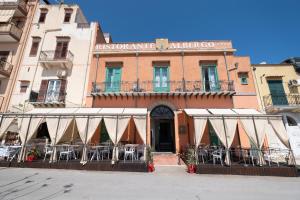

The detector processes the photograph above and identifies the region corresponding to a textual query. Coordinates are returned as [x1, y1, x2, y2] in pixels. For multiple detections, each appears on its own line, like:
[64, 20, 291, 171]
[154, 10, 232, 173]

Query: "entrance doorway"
[150, 105, 175, 152]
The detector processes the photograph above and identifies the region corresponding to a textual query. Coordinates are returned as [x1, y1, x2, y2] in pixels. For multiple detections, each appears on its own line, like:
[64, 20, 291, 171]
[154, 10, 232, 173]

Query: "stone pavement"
[0, 166, 299, 200]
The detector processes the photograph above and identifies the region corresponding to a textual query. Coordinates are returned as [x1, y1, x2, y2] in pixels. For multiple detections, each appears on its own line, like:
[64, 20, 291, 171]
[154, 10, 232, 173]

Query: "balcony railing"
[0, 23, 23, 41]
[0, 60, 13, 77]
[92, 80, 235, 94]
[29, 90, 66, 105]
[263, 94, 300, 108]
[0, 0, 28, 16]
[39, 51, 74, 62]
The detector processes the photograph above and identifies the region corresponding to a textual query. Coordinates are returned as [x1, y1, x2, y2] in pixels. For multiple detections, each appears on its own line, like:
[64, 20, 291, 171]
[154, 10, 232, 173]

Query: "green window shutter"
[105, 67, 121, 92]
[153, 66, 170, 92]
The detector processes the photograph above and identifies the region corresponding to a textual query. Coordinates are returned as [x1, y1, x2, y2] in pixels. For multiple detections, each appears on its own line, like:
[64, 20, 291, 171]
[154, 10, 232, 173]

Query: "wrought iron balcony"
[0, 0, 28, 17]
[263, 94, 300, 112]
[29, 90, 66, 107]
[0, 60, 13, 78]
[0, 23, 23, 42]
[92, 80, 235, 97]
[39, 51, 74, 69]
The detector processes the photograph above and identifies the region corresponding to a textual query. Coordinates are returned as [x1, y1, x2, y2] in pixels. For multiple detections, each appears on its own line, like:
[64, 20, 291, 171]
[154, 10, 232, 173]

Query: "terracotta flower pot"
[148, 163, 155, 172]
[26, 155, 35, 162]
[187, 164, 196, 173]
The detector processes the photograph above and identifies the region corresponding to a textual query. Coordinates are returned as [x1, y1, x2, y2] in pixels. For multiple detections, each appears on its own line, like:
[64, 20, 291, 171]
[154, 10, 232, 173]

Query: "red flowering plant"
[26, 147, 41, 162]
[146, 146, 155, 172]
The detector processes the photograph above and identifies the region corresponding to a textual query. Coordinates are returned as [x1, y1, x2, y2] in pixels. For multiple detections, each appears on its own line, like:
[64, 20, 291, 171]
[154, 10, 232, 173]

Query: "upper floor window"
[55, 38, 70, 59]
[38, 9, 48, 23]
[105, 67, 122, 92]
[64, 9, 73, 23]
[201, 64, 219, 92]
[29, 37, 41, 57]
[238, 72, 249, 85]
[37, 79, 67, 103]
[0, 51, 9, 64]
[153, 66, 169, 92]
[20, 81, 30, 93]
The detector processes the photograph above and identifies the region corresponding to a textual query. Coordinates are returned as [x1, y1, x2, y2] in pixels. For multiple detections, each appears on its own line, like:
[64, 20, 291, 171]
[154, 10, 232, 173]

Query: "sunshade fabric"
[240, 118, 259, 147]
[0, 117, 15, 138]
[0, 10, 15, 22]
[133, 116, 147, 144]
[184, 109, 210, 116]
[232, 109, 263, 115]
[208, 109, 237, 115]
[116, 116, 131, 143]
[269, 119, 290, 148]
[253, 118, 268, 148]
[194, 118, 207, 146]
[266, 124, 287, 150]
[18, 117, 44, 143]
[103, 116, 117, 144]
[209, 118, 227, 146]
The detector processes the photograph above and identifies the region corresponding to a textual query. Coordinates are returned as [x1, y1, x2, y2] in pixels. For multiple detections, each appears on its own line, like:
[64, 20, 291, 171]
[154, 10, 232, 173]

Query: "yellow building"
[252, 60, 300, 164]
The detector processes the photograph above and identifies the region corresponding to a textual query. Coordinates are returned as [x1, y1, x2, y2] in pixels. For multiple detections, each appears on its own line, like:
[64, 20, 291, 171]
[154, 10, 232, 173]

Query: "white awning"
[122, 108, 147, 115]
[232, 109, 263, 115]
[184, 109, 210, 116]
[0, 10, 15, 23]
[208, 109, 237, 115]
[98, 108, 124, 115]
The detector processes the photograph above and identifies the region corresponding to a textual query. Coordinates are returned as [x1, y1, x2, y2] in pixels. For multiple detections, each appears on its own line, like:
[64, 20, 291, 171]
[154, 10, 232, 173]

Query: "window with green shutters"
[153, 66, 170, 92]
[201, 65, 220, 92]
[105, 67, 122, 92]
[267, 80, 288, 105]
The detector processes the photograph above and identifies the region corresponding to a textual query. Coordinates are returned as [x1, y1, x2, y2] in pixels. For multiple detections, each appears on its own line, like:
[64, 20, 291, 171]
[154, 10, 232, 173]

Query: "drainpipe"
[136, 52, 139, 90]
[252, 66, 265, 111]
[223, 51, 230, 81]
[181, 51, 185, 91]
[93, 54, 100, 93]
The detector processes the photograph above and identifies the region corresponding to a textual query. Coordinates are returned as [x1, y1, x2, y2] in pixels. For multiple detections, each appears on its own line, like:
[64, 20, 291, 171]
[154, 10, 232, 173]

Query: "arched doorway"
[150, 105, 175, 152]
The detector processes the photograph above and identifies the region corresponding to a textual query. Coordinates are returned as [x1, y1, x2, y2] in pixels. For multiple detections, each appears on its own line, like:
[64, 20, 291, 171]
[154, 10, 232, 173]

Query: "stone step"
[153, 153, 184, 166]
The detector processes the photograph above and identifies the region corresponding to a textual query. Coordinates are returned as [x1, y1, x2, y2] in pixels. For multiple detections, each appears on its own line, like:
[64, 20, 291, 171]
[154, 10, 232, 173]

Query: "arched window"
[287, 116, 298, 126]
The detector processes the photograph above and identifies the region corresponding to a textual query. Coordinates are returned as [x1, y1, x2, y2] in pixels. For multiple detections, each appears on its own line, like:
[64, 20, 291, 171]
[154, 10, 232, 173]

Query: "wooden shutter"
[54, 42, 63, 59]
[37, 80, 48, 102]
[58, 79, 67, 102]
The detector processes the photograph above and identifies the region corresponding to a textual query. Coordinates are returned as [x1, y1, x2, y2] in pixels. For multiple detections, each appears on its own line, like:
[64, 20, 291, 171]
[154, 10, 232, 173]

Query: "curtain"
[45, 117, 59, 145]
[133, 116, 147, 144]
[0, 117, 15, 139]
[224, 118, 238, 148]
[209, 118, 226, 146]
[103, 116, 117, 144]
[239, 119, 259, 148]
[18, 117, 44, 143]
[253, 119, 268, 148]
[116, 116, 131, 144]
[193, 118, 207, 146]
[86, 117, 102, 143]
[269, 119, 290, 148]
[75, 117, 88, 142]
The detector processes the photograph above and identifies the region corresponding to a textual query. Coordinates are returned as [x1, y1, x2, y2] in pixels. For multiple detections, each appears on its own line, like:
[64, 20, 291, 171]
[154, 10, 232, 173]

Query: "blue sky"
[62, 0, 299, 64]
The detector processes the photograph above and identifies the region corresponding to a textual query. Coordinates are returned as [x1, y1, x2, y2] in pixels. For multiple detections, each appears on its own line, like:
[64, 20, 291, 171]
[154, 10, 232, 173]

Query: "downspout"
[92, 54, 100, 108]
[223, 51, 230, 81]
[3, 0, 39, 112]
[252, 66, 265, 111]
[135, 52, 139, 107]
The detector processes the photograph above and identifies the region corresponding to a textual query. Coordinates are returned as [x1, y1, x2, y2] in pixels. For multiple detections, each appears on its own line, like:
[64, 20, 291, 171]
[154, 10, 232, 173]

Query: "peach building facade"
[87, 39, 259, 153]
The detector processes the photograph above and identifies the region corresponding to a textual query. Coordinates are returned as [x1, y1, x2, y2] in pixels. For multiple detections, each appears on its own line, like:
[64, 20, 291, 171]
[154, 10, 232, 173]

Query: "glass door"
[154, 67, 169, 92]
[45, 80, 61, 103]
[202, 65, 219, 92]
[105, 67, 121, 92]
[267, 80, 288, 105]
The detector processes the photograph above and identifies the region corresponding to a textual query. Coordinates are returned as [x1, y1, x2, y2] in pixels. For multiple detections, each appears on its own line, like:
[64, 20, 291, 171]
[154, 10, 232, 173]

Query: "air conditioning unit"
[56, 70, 67, 78]
[288, 79, 298, 87]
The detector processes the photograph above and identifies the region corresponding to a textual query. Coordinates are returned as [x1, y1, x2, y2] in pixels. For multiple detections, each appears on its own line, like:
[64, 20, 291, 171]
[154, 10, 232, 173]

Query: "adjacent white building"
[9, 3, 106, 112]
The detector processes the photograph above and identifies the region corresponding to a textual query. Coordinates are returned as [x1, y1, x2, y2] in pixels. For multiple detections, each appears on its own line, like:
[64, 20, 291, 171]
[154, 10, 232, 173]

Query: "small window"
[64, 11, 72, 23]
[238, 72, 249, 85]
[29, 37, 41, 57]
[20, 81, 29, 93]
[38, 9, 48, 23]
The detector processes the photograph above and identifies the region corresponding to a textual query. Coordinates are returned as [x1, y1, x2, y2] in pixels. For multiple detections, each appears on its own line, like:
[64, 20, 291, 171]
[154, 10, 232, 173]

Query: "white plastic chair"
[250, 149, 260, 166]
[59, 145, 76, 161]
[43, 145, 53, 161]
[99, 146, 110, 160]
[212, 148, 223, 166]
[124, 145, 136, 162]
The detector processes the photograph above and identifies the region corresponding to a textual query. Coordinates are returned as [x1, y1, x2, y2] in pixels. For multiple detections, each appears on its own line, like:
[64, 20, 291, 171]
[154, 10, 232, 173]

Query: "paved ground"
[0, 166, 299, 200]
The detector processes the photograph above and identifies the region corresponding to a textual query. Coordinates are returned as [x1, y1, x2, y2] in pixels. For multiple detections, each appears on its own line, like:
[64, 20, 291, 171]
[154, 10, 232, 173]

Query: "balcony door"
[0, 51, 9, 69]
[267, 80, 288, 105]
[105, 67, 121, 92]
[45, 80, 61, 103]
[54, 41, 69, 59]
[154, 67, 169, 92]
[202, 65, 219, 92]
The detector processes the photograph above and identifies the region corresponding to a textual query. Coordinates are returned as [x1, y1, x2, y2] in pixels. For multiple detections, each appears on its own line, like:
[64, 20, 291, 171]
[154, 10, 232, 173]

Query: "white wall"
[8, 4, 97, 111]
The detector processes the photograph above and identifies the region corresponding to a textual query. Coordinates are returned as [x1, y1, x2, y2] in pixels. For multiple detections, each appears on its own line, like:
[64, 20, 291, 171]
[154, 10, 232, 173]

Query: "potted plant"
[146, 146, 155, 172]
[185, 146, 197, 173]
[26, 147, 41, 162]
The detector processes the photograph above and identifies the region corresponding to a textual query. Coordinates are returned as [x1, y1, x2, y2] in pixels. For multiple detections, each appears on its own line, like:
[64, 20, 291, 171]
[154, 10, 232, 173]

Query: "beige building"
[0, 0, 40, 112]
[8, 2, 106, 112]
[252, 60, 300, 163]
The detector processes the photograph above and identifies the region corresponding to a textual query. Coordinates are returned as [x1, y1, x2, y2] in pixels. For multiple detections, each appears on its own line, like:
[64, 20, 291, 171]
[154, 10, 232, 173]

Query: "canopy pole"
[281, 115, 296, 165]
[193, 117, 199, 165]
[0, 114, 5, 144]
[18, 116, 32, 163]
[252, 116, 263, 166]
[81, 116, 90, 164]
[112, 115, 119, 164]
[222, 115, 231, 166]
[71, 117, 76, 144]
[51, 116, 61, 163]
